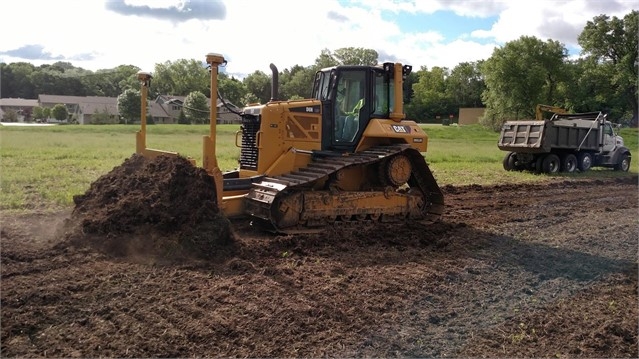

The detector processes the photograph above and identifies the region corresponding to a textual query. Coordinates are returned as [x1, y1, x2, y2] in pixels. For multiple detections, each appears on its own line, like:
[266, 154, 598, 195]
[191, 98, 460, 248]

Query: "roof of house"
[0, 98, 39, 107]
[39, 95, 116, 105]
[156, 95, 186, 104]
[1, 95, 237, 118]
[149, 102, 170, 118]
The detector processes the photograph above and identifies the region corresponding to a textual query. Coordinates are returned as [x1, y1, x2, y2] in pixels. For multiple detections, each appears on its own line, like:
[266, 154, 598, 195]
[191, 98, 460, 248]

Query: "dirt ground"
[1, 155, 637, 358]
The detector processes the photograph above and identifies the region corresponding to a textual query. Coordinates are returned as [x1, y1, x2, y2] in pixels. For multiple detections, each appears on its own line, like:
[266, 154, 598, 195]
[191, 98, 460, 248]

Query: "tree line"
[1, 10, 636, 128]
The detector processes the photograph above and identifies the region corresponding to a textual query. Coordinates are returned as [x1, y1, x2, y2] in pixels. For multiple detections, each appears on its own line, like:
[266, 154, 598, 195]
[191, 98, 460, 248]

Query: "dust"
[63, 154, 234, 260]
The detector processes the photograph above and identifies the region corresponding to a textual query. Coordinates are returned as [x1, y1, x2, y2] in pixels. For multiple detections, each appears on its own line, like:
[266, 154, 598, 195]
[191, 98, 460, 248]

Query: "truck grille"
[240, 115, 260, 170]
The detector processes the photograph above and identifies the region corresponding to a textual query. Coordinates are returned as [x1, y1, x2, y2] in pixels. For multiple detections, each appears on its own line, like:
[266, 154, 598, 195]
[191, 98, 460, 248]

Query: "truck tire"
[577, 152, 592, 172]
[614, 153, 630, 172]
[503, 152, 517, 171]
[560, 153, 577, 173]
[541, 154, 560, 174]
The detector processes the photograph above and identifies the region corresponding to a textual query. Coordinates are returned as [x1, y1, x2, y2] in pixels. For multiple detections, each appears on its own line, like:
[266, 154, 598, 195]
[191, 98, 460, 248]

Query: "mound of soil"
[66, 154, 233, 259]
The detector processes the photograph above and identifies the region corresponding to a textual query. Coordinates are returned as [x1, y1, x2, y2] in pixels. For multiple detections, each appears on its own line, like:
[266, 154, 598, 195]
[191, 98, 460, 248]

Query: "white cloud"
[0, 0, 635, 78]
[467, 0, 636, 48]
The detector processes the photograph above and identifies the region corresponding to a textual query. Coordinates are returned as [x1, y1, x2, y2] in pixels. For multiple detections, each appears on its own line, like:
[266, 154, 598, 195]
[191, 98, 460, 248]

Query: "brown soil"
[67, 154, 233, 261]
[1, 155, 637, 358]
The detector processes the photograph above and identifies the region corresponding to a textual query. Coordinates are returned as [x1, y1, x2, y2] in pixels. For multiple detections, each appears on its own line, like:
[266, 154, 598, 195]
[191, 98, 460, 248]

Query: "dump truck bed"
[498, 112, 603, 153]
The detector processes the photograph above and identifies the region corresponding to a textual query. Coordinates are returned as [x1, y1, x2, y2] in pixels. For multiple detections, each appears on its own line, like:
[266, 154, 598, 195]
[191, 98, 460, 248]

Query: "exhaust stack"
[269, 63, 278, 102]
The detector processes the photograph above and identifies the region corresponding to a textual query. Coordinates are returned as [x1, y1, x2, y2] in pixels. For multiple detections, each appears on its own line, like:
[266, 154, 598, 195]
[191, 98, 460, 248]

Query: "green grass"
[1, 123, 636, 212]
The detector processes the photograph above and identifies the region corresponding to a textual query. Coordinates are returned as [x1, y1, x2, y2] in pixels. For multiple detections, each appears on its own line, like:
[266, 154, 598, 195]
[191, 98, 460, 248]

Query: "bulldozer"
[135, 53, 444, 234]
[535, 104, 567, 121]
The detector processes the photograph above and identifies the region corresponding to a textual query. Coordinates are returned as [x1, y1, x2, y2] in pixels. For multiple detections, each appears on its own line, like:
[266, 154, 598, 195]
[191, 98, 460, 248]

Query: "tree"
[446, 61, 486, 108]
[1, 62, 36, 99]
[480, 36, 567, 130]
[183, 91, 209, 124]
[403, 71, 418, 99]
[312, 47, 378, 67]
[83, 65, 140, 97]
[407, 66, 454, 122]
[219, 74, 248, 107]
[578, 10, 638, 125]
[333, 47, 378, 66]
[92, 107, 116, 124]
[177, 109, 189, 124]
[117, 89, 141, 124]
[51, 104, 68, 122]
[2, 109, 18, 122]
[280, 65, 316, 100]
[560, 58, 621, 117]
[242, 93, 259, 106]
[152, 59, 209, 96]
[243, 70, 271, 104]
[32, 106, 45, 122]
[1, 61, 142, 99]
[314, 48, 339, 69]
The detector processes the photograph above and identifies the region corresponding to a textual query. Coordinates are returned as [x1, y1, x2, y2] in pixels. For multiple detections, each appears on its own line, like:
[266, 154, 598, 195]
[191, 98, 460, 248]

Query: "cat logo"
[391, 125, 410, 133]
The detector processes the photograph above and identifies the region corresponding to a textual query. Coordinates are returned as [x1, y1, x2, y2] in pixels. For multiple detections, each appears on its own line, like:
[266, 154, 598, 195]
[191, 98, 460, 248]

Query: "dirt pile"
[66, 154, 233, 259]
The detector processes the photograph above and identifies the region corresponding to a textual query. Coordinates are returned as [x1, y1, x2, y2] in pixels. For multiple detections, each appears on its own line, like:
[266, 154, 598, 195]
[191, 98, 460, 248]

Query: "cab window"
[604, 124, 614, 136]
[312, 70, 331, 101]
[333, 70, 366, 142]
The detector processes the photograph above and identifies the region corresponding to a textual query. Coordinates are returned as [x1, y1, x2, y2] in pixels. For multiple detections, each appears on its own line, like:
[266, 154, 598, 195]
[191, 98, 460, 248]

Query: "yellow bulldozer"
[535, 104, 567, 121]
[135, 53, 444, 233]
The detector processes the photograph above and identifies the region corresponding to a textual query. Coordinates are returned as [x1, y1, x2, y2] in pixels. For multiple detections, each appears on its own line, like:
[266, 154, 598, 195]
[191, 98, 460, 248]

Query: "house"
[155, 95, 185, 122]
[149, 102, 173, 124]
[217, 99, 242, 124]
[39, 95, 119, 124]
[155, 94, 242, 124]
[2, 94, 241, 125]
[77, 98, 119, 124]
[0, 98, 39, 122]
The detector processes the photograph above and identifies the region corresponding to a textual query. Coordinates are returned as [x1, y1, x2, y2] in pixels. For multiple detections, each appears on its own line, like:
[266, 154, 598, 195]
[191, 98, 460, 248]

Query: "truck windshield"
[604, 124, 614, 136]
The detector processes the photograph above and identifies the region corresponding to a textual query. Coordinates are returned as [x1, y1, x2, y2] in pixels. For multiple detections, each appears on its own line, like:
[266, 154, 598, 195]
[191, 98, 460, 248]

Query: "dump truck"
[135, 53, 444, 233]
[498, 111, 631, 174]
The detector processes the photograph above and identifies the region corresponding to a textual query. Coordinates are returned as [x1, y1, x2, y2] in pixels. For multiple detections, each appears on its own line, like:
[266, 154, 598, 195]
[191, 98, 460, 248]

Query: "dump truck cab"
[601, 120, 625, 153]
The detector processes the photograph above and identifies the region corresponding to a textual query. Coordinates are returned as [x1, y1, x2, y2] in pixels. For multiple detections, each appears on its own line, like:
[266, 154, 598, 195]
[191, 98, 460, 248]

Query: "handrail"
[577, 112, 603, 151]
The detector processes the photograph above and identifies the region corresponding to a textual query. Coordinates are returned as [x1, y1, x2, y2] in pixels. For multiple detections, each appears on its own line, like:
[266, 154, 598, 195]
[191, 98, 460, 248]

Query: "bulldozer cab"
[312, 64, 400, 151]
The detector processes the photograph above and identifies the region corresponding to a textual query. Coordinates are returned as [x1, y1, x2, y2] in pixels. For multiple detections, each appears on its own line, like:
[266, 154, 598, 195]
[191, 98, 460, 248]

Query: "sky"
[0, 0, 635, 78]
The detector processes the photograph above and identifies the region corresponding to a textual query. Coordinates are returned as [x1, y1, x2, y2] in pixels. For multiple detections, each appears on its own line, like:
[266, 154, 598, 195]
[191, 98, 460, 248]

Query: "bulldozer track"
[244, 144, 444, 233]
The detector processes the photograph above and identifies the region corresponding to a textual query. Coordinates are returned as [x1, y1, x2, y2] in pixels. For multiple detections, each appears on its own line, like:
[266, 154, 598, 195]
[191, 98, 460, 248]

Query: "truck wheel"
[577, 152, 592, 172]
[542, 154, 560, 174]
[560, 154, 577, 173]
[503, 152, 517, 171]
[614, 153, 630, 172]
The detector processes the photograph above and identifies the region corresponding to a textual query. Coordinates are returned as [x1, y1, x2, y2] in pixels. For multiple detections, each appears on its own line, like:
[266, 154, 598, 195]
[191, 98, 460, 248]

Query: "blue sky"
[0, 0, 635, 78]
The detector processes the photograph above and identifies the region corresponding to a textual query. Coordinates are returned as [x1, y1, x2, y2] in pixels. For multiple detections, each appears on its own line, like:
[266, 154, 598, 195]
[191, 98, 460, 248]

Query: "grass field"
[1, 123, 637, 212]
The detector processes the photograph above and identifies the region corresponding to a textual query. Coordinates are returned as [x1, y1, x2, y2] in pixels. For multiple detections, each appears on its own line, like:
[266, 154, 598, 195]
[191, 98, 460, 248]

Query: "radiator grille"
[240, 115, 260, 170]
